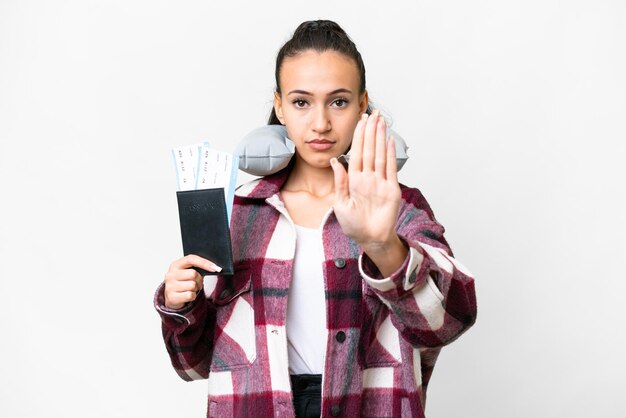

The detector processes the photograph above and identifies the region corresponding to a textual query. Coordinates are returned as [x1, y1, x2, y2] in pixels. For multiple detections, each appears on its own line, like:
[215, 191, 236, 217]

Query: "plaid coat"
[154, 165, 477, 417]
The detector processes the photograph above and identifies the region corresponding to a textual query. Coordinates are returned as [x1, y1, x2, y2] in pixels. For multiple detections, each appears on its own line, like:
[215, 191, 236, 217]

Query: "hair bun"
[294, 19, 346, 36]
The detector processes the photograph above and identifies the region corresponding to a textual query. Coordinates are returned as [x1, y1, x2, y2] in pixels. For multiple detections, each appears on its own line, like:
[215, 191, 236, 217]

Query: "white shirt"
[286, 224, 327, 375]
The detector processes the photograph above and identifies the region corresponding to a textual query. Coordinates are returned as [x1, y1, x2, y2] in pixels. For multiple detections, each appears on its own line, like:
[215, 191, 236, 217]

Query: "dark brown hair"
[268, 20, 372, 125]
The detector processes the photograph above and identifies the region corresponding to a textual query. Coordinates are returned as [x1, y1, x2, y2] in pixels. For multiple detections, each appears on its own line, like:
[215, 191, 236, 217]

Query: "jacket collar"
[234, 161, 293, 200]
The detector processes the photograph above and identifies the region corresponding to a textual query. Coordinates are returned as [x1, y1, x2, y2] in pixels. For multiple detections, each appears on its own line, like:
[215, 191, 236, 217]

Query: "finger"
[165, 291, 197, 309]
[331, 157, 350, 205]
[386, 135, 398, 183]
[167, 269, 204, 293]
[195, 273, 205, 291]
[170, 278, 201, 293]
[349, 113, 368, 173]
[362, 109, 379, 172]
[169, 254, 222, 273]
[375, 116, 387, 177]
[164, 268, 198, 284]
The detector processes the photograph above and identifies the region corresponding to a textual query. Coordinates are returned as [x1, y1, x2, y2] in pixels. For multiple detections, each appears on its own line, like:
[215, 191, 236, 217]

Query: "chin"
[313, 159, 333, 169]
[300, 155, 333, 169]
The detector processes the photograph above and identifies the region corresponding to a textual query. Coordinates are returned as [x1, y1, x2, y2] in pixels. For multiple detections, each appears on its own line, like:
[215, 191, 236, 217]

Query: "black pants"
[290, 374, 322, 418]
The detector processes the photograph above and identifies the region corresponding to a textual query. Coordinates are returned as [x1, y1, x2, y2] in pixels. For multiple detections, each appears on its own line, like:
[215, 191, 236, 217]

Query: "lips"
[308, 139, 335, 144]
[306, 139, 336, 151]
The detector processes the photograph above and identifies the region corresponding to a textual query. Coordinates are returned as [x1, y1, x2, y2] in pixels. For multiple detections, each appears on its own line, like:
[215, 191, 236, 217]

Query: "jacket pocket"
[362, 289, 403, 368]
[209, 264, 257, 371]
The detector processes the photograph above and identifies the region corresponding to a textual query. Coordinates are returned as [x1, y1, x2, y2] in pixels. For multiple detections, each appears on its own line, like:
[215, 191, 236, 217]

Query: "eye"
[293, 99, 308, 108]
[331, 98, 349, 108]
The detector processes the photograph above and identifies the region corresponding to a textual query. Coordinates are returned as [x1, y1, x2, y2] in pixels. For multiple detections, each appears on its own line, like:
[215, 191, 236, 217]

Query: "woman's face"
[274, 49, 368, 169]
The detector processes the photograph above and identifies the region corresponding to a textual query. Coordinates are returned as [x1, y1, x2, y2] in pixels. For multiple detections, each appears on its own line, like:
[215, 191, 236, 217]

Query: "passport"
[176, 188, 234, 276]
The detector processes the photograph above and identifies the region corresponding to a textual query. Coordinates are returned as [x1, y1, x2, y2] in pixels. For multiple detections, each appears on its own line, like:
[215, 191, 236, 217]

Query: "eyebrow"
[287, 88, 353, 96]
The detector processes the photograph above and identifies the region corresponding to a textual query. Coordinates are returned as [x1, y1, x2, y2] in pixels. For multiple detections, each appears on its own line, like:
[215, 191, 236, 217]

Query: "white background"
[1, 1, 625, 417]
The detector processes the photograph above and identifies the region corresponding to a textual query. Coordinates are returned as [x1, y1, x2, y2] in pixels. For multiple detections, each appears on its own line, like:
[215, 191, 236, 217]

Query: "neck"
[282, 154, 335, 197]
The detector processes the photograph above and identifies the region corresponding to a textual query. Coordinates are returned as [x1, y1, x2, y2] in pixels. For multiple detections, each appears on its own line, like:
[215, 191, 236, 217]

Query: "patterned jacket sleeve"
[359, 186, 477, 348]
[153, 283, 216, 381]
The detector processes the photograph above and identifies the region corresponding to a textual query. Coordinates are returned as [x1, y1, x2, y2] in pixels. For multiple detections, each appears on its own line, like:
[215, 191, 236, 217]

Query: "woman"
[155, 20, 476, 418]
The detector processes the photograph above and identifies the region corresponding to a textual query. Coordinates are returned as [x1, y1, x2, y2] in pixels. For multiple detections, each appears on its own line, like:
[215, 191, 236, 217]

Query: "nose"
[311, 107, 331, 133]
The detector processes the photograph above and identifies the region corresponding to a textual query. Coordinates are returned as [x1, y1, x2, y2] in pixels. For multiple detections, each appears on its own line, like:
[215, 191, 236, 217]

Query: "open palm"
[331, 110, 402, 250]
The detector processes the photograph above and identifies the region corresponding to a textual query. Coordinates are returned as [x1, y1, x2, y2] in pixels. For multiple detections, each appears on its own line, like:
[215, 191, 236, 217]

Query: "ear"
[359, 90, 369, 114]
[273, 91, 285, 125]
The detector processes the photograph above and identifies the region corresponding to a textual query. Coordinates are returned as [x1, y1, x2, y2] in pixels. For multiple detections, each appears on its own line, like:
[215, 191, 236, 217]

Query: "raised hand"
[330, 110, 407, 276]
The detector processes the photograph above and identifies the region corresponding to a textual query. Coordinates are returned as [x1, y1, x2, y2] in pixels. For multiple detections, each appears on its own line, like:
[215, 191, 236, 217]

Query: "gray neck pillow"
[235, 125, 409, 176]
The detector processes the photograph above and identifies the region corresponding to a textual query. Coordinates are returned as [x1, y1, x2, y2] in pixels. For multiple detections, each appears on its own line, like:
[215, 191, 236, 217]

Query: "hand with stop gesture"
[330, 109, 407, 276]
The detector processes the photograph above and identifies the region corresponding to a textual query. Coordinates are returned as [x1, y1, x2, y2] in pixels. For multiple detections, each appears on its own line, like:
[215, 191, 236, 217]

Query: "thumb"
[330, 158, 349, 205]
